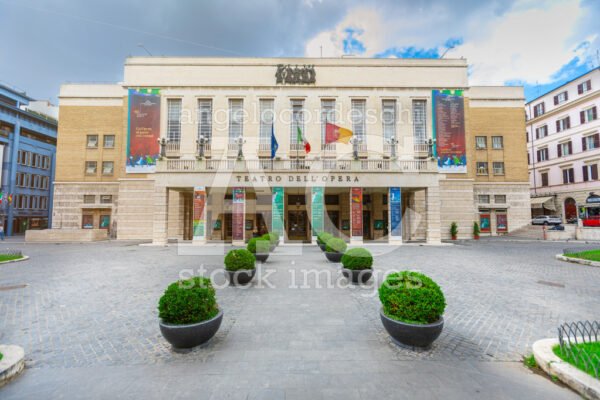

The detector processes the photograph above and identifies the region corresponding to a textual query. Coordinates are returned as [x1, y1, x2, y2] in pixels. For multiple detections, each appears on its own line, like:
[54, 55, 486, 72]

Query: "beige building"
[52, 57, 530, 244]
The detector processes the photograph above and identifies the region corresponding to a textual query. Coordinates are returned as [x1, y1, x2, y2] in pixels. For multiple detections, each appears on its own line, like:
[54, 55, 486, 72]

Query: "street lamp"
[427, 138, 435, 159]
[387, 137, 398, 159]
[236, 136, 246, 160]
[196, 135, 207, 159]
[157, 137, 168, 158]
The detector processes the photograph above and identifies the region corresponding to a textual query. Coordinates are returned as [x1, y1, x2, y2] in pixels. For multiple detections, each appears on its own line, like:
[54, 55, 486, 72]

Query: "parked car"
[531, 215, 562, 225]
[582, 216, 600, 227]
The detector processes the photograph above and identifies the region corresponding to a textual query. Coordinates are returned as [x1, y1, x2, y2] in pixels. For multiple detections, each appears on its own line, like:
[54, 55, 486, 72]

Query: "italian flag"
[297, 126, 311, 153]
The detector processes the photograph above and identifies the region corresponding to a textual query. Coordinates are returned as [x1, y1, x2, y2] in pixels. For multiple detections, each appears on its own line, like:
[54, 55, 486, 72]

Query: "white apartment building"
[527, 68, 600, 221]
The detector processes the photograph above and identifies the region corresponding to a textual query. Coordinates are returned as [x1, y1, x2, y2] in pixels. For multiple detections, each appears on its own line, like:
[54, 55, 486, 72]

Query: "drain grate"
[537, 280, 565, 288]
[0, 284, 28, 291]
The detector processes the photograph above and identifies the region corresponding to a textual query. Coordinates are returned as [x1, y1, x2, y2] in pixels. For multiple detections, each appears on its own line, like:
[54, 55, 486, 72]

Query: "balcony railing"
[165, 141, 180, 158]
[156, 158, 436, 173]
[196, 142, 212, 157]
[414, 143, 429, 153]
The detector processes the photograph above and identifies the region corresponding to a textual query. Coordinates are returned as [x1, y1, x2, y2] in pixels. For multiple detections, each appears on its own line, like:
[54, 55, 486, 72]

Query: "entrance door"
[225, 213, 233, 241]
[326, 210, 339, 235]
[564, 198, 576, 221]
[287, 210, 308, 241]
[362, 210, 371, 240]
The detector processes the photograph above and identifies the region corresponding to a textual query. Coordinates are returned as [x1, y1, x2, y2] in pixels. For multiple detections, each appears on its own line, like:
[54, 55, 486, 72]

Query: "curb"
[0, 255, 29, 265]
[555, 254, 600, 267]
[0, 345, 25, 387]
[532, 338, 600, 400]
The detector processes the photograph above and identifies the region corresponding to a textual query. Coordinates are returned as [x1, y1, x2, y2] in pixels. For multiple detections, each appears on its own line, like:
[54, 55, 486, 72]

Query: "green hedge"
[379, 271, 446, 325]
[247, 238, 270, 254]
[341, 248, 373, 270]
[317, 232, 332, 245]
[158, 276, 219, 325]
[269, 232, 280, 242]
[225, 249, 256, 271]
[325, 237, 347, 253]
[262, 233, 277, 245]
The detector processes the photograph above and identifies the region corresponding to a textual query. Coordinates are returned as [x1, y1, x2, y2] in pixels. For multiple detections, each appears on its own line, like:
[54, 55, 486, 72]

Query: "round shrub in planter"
[247, 238, 270, 262]
[269, 232, 280, 246]
[341, 248, 373, 283]
[158, 276, 223, 349]
[225, 249, 256, 285]
[324, 237, 347, 263]
[378, 271, 446, 348]
[262, 234, 277, 252]
[317, 232, 332, 251]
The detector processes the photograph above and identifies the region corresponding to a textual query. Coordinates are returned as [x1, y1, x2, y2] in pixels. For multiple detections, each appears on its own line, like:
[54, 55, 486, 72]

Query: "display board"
[311, 187, 323, 237]
[433, 90, 466, 173]
[193, 187, 206, 239]
[126, 89, 161, 173]
[351, 187, 363, 239]
[232, 187, 245, 241]
[390, 187, 402, 241]
[272, 187, 284, 237]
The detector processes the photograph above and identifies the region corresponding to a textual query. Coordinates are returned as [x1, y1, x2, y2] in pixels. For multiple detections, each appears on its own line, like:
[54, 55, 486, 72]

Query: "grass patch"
[0, 352, 2, 361]
[553, 342, 600, 379]
[0, 254, 23, 262]
[524, 354, 539, 369]
[564, 250, 600, 262]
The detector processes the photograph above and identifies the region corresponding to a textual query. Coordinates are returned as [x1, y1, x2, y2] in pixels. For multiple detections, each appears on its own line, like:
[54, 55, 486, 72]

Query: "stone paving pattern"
[0, 239, 597, 398]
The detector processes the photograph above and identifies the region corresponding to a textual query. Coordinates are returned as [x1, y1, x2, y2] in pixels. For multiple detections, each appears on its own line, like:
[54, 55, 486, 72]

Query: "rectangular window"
[581, 106, 598, 124]
[197, 99, 212, 143]
[475, 136, 487, 149]
[537, 148, 549, 162]
[167, 99, 182, 142]
[228, 99, 243, 143]
[83, 195, 95, 204]
[17, 150, 22, 165]
[85, 161, 97, 175]
[493, 162, 505, 175]
[476, 162, 488, 175]
[541, 172, 549, 187]
[578, 80, 592, 94]
[87, 135, 98, 148]
[351, 99, 366, 143]
[321, 99, 336, 145]
[533, 103, 545, 118]
[558, 141, 572, 157]
[290, 99, 305, 144]
[535, 125, 548, 139]
[100, 195, 113, 204]
[103, 135, 115, 148]
[556, 116, 570, 132]
[582, 164, 599, 181]
[478, 195, 490, 204]
[259, 99, 274, 144]
[584, 134, 599, 150]
[491, 136, 503, 149]
[554, 91, 568, 105]
[562, 168, 575, 184]
[82, 215, 93, 229]
[494, 195, 506, 204]
[325, 194, 339, 205]
[412, 100, 427, 144]
[382, 100, 396, 143]
[102, 161, 114, 175]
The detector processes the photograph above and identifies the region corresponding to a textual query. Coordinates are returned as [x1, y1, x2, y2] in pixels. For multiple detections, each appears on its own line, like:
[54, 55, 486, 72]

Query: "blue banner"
[390, 187, 402, 239]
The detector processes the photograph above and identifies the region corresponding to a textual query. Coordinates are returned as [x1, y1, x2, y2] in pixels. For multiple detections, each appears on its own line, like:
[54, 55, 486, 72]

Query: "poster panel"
[272, 187, 284, 237]
[433, 90, 466, 173]
[496, 214, 508, 232]
[193, 187, 206, 239]
[390, 187, 402, 240]
[311, 187, 324, 237]
[126, 89, 161, 173]
[351, 187, 363, 238]
[232, 187, 245, 241]
[480, 214, 491, 232]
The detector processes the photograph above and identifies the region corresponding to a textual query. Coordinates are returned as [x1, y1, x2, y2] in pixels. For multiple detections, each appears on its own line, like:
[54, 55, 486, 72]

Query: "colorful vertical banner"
[351, 187, 363, 239]
[390, 187, 402, 240]
[311, 187, 324, 237]
[193, 187, 206, 240]
[432, 90, 466, 173]
[232, 187, 245, 241]
[496, 214, 508, 232]
[126, 88, 161, 173]
[272, 187, 284, 237]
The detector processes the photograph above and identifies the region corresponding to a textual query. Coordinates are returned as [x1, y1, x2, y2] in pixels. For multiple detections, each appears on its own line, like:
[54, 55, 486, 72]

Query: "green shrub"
[473, 221, 480, 236]
[341, 248, 373, 270]
[262, 233, 277, 245]
[247, 238, 270, 254]
[158, 276, 219, 325]
[379, 271, 446, 325]
[269, 232, 280, 242]
[450, 222, 458, 237]
[225, 249, 255, 271]
[317, 232, 332, 245]
[326, 237, 347, 253]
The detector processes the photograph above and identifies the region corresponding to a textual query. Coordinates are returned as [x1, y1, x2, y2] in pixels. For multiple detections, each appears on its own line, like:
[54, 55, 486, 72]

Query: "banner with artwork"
[272, 187, 284, 237]
[193, 187, 206, 239]
[390, 187, 402, 240]
[433, 90, 466, 173]
[311, 187, 323, 237]
[232, 187, 245, 241]
[351, 187, 363, 239]
[126, 89, 161, 173]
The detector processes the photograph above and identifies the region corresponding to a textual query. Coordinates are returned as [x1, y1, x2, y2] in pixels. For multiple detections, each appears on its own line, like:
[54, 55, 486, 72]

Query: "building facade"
[0, 82, 57, 235]
[526, 68, 600, 221]
[53, 57, 529, 244]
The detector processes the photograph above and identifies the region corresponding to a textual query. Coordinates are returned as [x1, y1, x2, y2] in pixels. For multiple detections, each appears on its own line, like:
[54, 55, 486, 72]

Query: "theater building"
[52, 57, 530, 244]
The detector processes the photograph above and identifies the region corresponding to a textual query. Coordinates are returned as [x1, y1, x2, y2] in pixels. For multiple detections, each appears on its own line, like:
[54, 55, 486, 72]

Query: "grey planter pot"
[225, 268, 256, 285]
[325, 251, 343, 263]
[276, 239, 280, 246]
[342, 267, 372, 284]
[318, 243, 326, 251]
[380, 309, 444, 348]
[269, 244, 276, 252]
[254, 252, 269, 263]
[159, 310, 223, 350]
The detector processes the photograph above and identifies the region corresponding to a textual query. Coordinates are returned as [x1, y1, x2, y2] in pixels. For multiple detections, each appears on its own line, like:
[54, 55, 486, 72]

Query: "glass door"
[287, 211, 308, 241]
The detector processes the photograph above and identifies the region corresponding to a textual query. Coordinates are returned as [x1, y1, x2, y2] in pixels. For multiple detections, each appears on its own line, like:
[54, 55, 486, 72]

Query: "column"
[7, 121, 20, 236]
[271, 187, 284, 239]
[389, 187, 402, 245]
[232, 187, 245, 245]
[425, 185, 442, 244]
[311, 187, 324, 243]
[192, 186, 207, 244]
[350, 187, 363, 244]
[152, 186, 169, 245]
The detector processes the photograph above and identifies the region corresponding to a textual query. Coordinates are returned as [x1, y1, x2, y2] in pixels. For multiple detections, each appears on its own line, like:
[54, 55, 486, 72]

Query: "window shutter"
[554, 95, 558, 105]
[570, 169, 575, 183]
[582, 137, 587, 151]
[595, 134, 600, 148]
[563, 169, 568, 183]
[588, 81, 592, 91]
[564, 91, 568, 101]
[593, 164, 599, 181]
[568, 141, 572, 155]
[556, 120, 560, 132]
[578, 83, 583, 94]
[536, 128, 539, 139]
[542, 103, 545, 114]
[593, 106, 598, 121]
[537, 150, 541, 162]
[581, 111, 586, 124]
[534, 107, 538, 118]
[566, 116, 571, 129]
[557, 144, 562, 157]
[542, 173, 548, 187]
[583, 166, 589, 182]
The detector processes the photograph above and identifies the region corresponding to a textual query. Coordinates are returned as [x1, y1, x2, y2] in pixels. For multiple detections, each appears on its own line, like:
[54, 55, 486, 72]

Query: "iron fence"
[557, 320, 600, 378]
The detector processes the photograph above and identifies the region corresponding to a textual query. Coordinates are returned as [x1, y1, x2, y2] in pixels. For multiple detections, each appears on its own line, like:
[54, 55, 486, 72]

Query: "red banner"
[351, 187, 363, 238]
[232, 187, 245, 241]
[126, 89, 161, 173]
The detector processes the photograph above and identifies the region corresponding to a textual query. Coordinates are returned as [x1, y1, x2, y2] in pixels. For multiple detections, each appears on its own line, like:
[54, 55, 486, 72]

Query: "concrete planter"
[380, 309, 444, 348]
[324, 251, 343, 263]
[159, 310, 223, 350]
[0, 345, 25, 387]
[269, 244, 276, 252]
[342, 267, 372, 284]
[318, 243, 326, 251]
[225, 268, 256, 285]
[253, 252, 270, 263]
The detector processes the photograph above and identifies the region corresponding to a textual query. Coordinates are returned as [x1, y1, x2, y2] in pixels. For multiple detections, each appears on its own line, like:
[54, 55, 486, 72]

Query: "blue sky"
[0, 0, 599, 102]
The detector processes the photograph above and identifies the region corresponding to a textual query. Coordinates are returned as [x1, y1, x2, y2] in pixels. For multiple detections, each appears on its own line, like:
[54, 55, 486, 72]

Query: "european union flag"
[271, 124, 278, 159]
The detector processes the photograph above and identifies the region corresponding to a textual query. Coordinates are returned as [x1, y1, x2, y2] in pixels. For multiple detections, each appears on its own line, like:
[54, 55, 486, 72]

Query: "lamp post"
[350, 136, 361, 160]
[427, 138, 435, 159]
[157, 137, 168, 158]
[196, 135, 206, 159]
[387, 137, 398, 159]
[236, 136, 246, 160]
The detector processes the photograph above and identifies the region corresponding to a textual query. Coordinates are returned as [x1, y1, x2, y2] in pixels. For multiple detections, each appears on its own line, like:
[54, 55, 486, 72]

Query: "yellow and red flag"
[325, 123, 353, 144]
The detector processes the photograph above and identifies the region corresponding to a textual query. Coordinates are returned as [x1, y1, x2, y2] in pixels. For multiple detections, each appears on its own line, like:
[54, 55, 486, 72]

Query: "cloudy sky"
[0, 0, 598, 103]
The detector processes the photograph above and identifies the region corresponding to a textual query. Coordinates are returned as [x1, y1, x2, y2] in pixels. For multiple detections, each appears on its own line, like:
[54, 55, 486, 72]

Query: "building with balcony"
[527, 68, 600, 221]
[0, 82, 57, 236]
[52, 57, 529, 244]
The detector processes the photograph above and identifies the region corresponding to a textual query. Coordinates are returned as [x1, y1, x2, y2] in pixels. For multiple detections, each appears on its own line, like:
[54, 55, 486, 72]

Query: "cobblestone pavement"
[1, 239, 596, 399]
